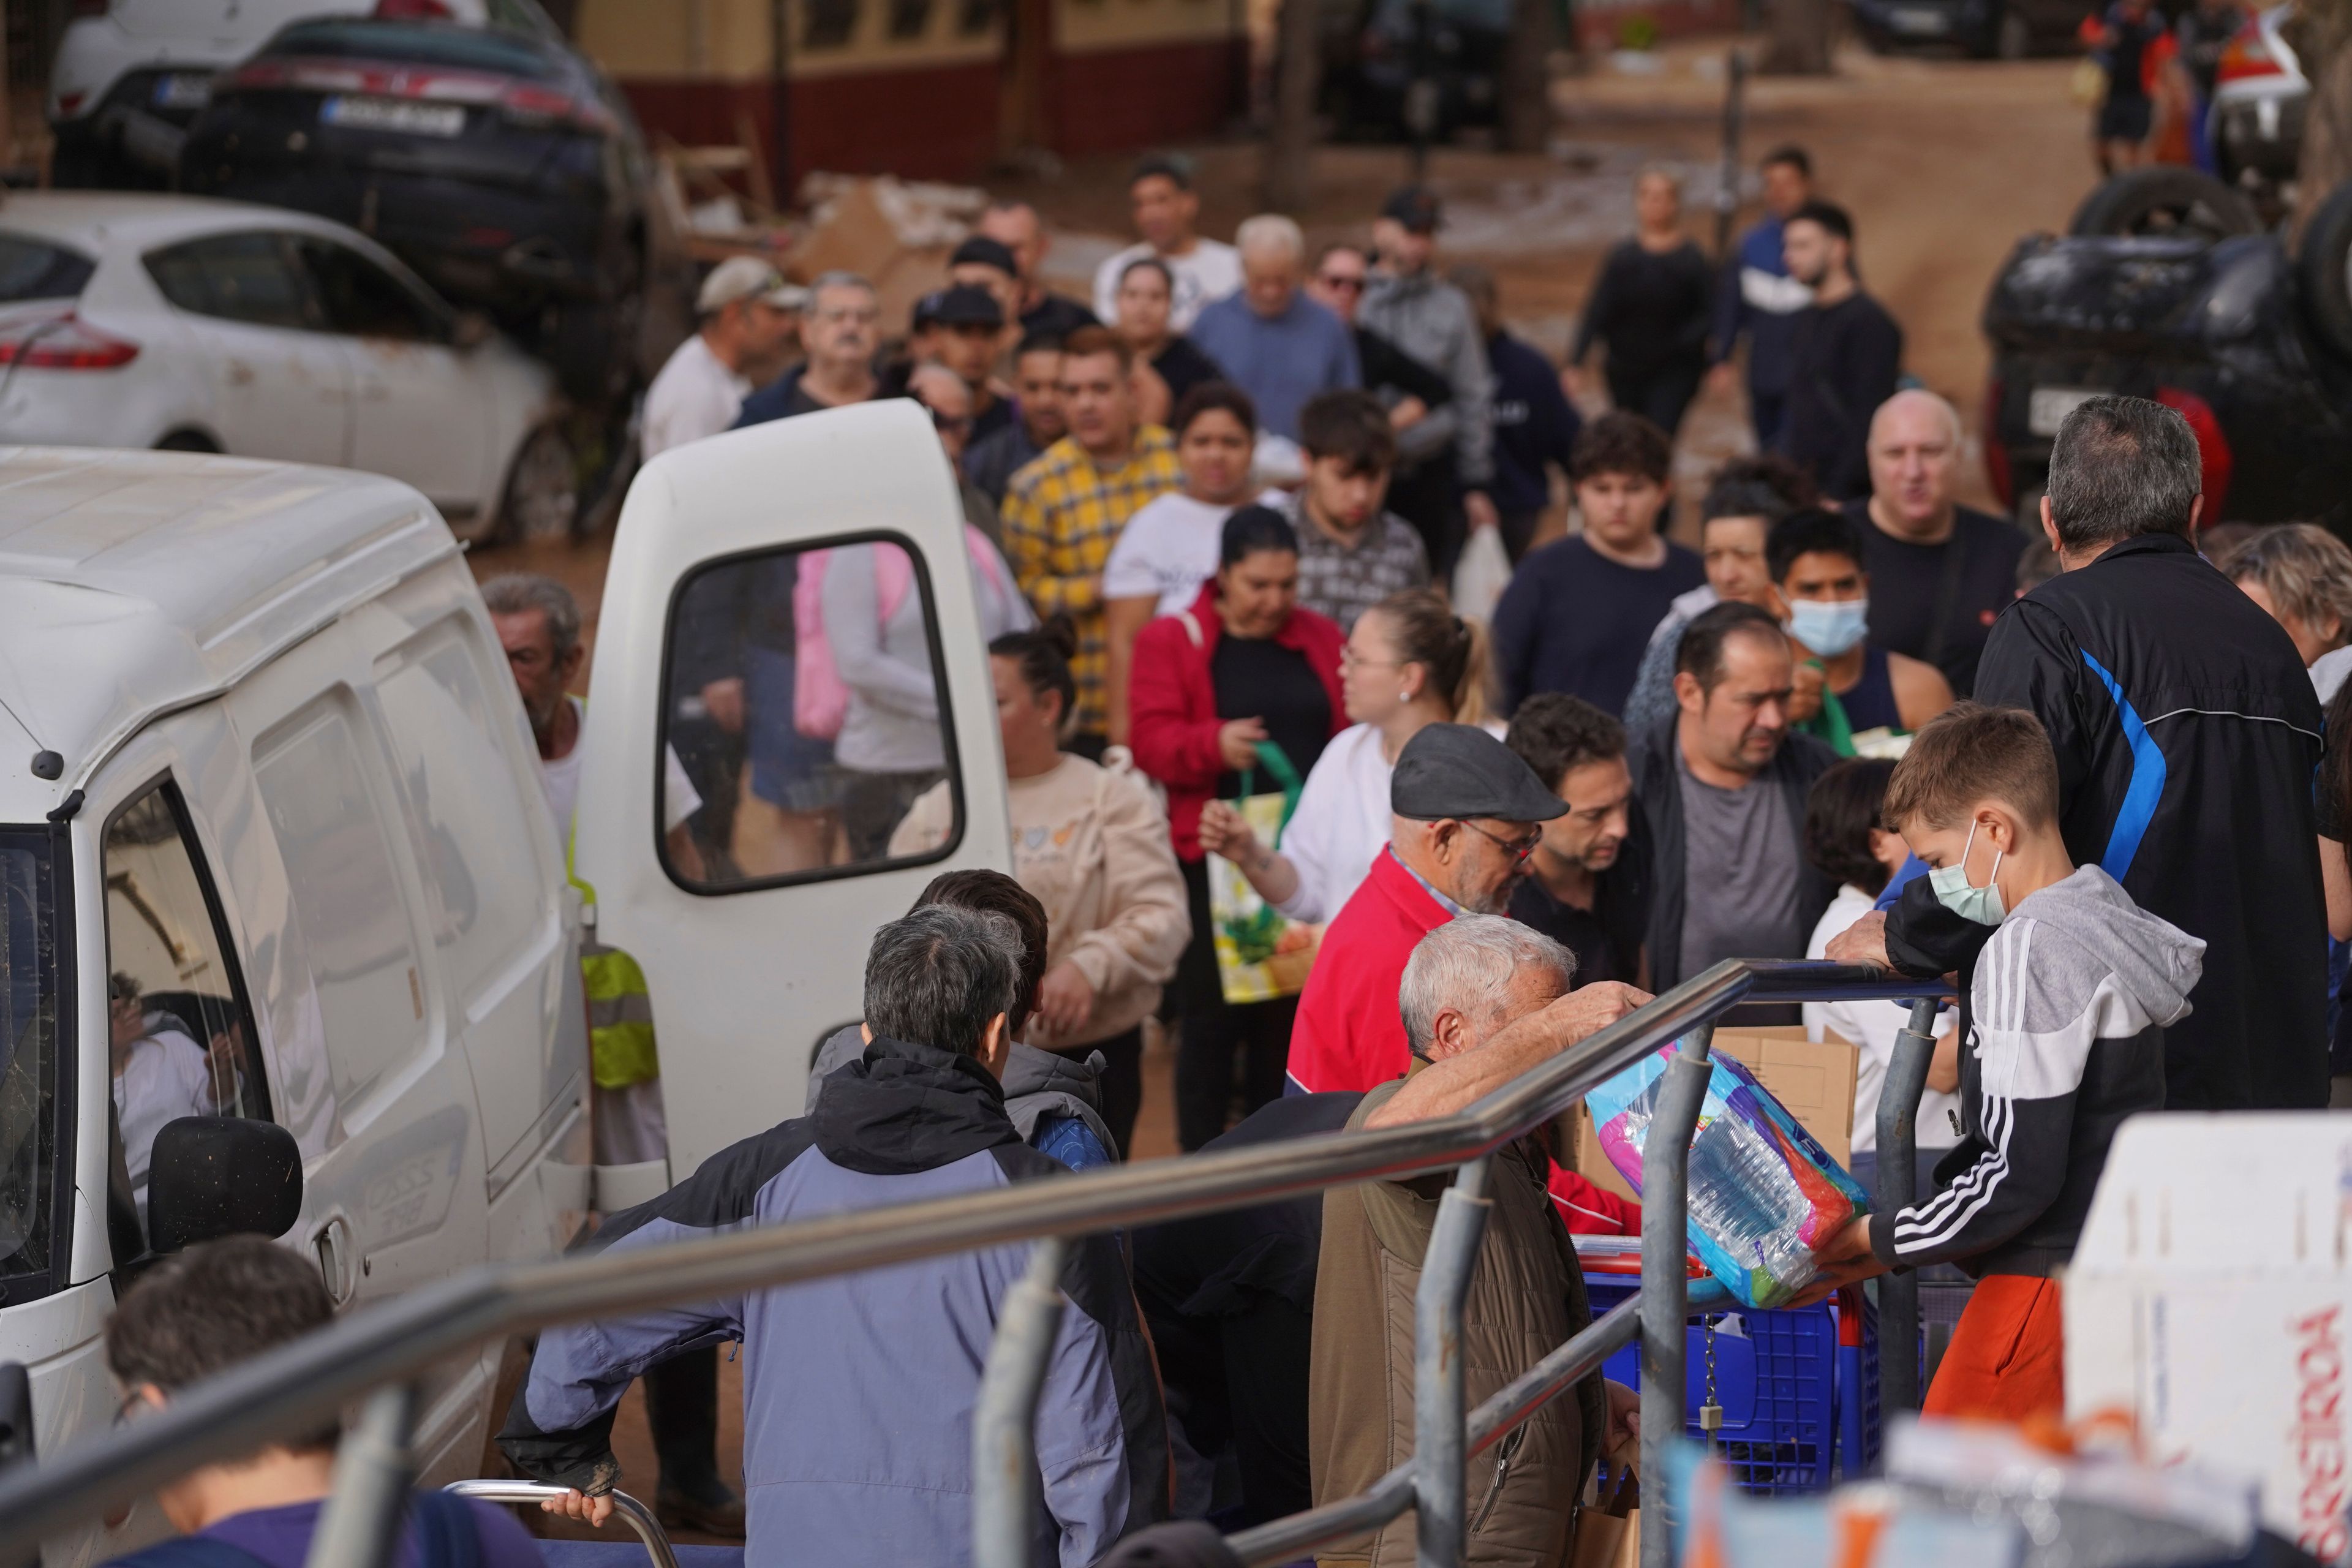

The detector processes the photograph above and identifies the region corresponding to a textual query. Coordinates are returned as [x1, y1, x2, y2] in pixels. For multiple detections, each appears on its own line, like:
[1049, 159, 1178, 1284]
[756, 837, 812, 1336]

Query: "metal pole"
[1714, 50, 1746, 260]
[1875, 998, 1940, 1417]
[1639, 1025, 1713, 1568]
[1414, 1156, 1494, 1568]
[972, 1235, 1069, 1568]
[302, 1382, 417, 1568]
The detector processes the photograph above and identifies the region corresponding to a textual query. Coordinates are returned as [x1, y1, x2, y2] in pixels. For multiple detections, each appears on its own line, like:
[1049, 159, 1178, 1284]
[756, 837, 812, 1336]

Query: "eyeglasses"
[1339, 646, 1403, 671]
[929, 408, 974, 435]
[1317, 273, 1367, 293]
[1463, 820, 1542, 863]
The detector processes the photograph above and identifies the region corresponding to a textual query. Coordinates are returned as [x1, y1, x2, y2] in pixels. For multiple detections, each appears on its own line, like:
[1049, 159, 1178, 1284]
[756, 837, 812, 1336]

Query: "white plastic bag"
[1452, 522, 1512, 621]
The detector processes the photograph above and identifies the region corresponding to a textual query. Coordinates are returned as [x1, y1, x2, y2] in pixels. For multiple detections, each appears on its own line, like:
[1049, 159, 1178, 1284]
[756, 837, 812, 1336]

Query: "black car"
[179, 13, 679, 404]
[1847, 0, 2088, 58]
[1321, 0, 1510, 141]
[1983, 173, 2352, 529]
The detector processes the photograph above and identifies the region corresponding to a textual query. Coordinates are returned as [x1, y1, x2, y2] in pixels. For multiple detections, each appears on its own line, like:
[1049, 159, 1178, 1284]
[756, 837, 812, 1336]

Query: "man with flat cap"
[1286, 722, 1566, 1097]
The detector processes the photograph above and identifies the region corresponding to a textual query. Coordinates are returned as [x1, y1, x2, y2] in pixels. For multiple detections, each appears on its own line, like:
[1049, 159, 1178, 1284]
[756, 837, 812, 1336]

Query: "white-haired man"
[1841, 388, 2024, 698]
[1313, 915, 1644, 1566]
[1188, 213, 1360, 442]
[1136, 915, 1642, 1536]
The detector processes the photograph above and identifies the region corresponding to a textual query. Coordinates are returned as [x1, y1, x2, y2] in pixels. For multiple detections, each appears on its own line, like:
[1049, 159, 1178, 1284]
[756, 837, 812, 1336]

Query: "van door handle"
[311, 1215, 356, 1305]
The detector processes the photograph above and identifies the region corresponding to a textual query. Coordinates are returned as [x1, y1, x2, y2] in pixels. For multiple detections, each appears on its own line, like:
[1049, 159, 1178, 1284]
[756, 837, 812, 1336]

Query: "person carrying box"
[1803, 702, 2203, 1420]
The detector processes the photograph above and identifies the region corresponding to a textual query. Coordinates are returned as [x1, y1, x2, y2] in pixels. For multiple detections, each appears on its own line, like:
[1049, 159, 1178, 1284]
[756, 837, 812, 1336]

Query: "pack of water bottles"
[1585, 1041, 1869, 1310]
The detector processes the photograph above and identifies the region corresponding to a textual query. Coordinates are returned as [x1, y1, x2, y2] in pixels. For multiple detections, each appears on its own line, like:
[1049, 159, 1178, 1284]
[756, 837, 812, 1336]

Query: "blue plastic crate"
[1583, 1272, 1877, 1495]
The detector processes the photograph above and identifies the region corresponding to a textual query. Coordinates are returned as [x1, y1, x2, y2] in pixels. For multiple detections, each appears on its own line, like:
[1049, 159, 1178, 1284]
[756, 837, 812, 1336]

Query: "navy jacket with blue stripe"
[1885, 529, 2328, 1112]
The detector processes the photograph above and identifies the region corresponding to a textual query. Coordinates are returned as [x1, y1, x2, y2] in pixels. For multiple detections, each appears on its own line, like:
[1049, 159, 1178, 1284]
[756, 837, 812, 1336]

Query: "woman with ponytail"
[1198, 587, 1488, 922]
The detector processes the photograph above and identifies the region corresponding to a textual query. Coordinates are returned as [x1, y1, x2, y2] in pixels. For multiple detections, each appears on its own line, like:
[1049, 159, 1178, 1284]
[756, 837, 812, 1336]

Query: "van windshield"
[0, 827, 58, 1298]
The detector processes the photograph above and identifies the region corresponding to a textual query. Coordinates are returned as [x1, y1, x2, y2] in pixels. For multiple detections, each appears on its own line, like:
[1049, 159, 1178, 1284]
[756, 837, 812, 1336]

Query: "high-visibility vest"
[560, 710, 660, 1091]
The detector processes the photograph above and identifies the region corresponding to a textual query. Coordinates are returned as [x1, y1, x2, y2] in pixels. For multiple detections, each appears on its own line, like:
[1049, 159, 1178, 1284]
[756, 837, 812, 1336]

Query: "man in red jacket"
[1287, 723, 1646, 1233]
[1288, 724, 1562, 1095]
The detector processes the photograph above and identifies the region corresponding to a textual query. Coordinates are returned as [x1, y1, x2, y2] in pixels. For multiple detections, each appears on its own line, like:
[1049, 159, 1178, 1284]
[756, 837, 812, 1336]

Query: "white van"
[0, 400, 1010, 1565]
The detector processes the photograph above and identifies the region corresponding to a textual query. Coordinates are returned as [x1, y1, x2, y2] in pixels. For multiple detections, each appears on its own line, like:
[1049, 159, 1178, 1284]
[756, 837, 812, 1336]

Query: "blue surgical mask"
[1785, 597, 1871, 657]
[1928, 820, 2006, 925]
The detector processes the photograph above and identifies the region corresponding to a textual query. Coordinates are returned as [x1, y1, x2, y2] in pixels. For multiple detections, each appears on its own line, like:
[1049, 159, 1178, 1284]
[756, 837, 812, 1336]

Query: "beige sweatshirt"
[889, 752, 1191, 1048]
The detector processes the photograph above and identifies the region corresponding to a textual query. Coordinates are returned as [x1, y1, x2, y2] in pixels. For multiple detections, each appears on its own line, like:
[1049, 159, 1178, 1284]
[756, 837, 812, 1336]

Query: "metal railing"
[0, 960, 1948, 1568]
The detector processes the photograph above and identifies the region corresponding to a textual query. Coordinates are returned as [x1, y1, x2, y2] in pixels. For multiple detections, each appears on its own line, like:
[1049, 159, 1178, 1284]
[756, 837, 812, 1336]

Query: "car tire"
[2069, 167, 2263, 241]
[2299, 181, 2352, 363]
[153, 430, 221, 453]
[496, 423, 582, 545]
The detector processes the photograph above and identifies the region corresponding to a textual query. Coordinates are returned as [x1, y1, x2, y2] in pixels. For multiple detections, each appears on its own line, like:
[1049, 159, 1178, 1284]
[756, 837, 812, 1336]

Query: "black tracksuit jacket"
[1885, 530, 2328, 1110]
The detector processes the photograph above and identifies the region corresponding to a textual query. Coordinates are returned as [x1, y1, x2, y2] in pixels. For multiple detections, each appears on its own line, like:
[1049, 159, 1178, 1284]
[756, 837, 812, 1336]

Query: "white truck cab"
[1, 399, 1009, 1565]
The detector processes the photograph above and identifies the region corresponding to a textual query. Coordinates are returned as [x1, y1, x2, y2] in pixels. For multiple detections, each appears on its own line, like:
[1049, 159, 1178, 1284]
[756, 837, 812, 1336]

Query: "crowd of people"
[88, 137, 2352, 1568]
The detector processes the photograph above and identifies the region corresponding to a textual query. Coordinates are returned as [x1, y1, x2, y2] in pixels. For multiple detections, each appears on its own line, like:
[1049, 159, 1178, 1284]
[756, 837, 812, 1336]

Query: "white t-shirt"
[1275, 723, 1396, 924]
[2313, 643, 2352, 705]
[1803, 883, 1961, 1156]
[1102, 489, 1286, 615]
[641, 334, 752, 459]
[1093, 238, 1243, 333]
[115, 1020, 214, 1191]
[539, 697, 702, 839]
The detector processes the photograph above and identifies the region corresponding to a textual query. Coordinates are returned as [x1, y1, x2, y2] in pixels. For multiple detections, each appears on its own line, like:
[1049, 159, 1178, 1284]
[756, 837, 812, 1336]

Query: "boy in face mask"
[1766, 508, 1953, 752]
[1798, 703, 2204, 1422]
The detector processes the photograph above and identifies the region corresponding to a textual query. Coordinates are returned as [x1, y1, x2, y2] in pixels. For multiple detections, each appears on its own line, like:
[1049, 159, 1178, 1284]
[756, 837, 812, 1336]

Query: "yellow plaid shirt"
[1000, 426, 1180, 734]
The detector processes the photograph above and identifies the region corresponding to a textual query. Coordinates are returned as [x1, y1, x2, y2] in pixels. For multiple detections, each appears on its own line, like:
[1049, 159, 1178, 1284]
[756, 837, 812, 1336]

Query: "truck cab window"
[100, 785, 269, 1222]
[663, 539, 968, 891]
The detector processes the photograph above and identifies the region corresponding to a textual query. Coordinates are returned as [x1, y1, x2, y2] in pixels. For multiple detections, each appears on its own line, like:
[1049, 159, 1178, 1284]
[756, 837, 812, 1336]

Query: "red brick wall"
[1046, 37, 1248, 154]
[615, 36, 1243, 184]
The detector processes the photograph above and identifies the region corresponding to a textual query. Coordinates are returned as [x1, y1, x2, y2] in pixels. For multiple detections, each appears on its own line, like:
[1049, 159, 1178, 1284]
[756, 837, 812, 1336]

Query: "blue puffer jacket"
[500, 1035, 1169, 1566]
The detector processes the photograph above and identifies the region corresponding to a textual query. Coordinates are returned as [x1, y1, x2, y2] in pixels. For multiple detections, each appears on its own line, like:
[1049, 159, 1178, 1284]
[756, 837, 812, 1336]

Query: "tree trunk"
[1265, 0, 1321, 210]
[1499, 0, 1556, 153]
[1759, 0, 1834, 75]
[2296, 0, 2352, 238]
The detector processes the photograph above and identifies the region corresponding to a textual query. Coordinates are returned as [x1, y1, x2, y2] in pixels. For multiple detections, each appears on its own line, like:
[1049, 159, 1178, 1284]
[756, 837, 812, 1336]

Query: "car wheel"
[498, 423, 582, 544]
[2069, 167, 2263, 241]
[153, 430, 221, 453]
[1996, 9, 2031, 58]
[2300, 180, 2352, 363]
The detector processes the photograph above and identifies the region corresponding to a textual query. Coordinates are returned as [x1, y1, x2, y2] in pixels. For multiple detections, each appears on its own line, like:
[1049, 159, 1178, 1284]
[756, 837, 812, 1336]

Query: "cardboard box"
[2068, 1115, 2352, 1564]
[1569, 1028, 1861, 1204]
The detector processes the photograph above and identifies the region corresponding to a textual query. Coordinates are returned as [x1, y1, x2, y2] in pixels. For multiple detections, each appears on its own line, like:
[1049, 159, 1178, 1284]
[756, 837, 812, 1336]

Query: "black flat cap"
[923, 284, 1005, 328]
[1392, 723, 1566, 823]
[950, 235, 1019, 275]
[1381, 185, 1442, 233]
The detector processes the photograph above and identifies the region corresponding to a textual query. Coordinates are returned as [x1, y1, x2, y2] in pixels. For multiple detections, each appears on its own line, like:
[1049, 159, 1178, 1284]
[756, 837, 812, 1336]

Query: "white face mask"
[1927, 819, 2006, 925]
[1784, 597, 1870, 657]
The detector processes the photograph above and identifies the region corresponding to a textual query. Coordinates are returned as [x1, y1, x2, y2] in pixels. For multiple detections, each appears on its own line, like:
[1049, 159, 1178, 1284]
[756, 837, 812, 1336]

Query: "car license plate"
[151, 73, 212, 111]
[2028, 386, 2100, 437]
[1891, 6, 1951, 31]
[322, 96, 466, 137]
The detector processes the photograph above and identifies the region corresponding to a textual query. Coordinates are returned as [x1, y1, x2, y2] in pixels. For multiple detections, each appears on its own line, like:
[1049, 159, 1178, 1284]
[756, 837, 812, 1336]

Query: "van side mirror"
[145, 1117, 304, 1256]
[451, 310, 495, 350]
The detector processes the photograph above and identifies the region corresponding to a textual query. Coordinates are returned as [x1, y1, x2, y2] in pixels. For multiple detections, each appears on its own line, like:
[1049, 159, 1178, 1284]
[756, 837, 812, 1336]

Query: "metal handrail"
[0, 959, 1946, 1552]
[442, 1481, 680, 1568]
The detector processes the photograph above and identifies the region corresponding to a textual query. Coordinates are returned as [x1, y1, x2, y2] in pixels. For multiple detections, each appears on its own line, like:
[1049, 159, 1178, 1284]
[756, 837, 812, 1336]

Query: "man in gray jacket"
[1362, 186, 1498, 581]
[507, 904, 1168, 1564]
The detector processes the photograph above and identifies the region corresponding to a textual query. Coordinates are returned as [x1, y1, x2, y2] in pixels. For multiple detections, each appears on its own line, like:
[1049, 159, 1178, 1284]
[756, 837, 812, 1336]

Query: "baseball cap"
[1380, 186, 1443, 234]
[949, 235, 1019, 276]
[1391, 724, 1566, 823]
[919, 284, 1006, 330]
[697, 255, 805, 315]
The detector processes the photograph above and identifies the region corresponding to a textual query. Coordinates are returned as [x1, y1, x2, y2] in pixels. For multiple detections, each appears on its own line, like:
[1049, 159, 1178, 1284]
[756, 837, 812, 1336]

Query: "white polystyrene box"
[2067, 1114, 2352, 1564]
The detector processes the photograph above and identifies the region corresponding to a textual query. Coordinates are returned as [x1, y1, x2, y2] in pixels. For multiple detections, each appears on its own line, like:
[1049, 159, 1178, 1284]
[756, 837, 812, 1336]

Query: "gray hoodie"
[1359, 270, 1496, 488]
[1868, 863, 2205, 1278]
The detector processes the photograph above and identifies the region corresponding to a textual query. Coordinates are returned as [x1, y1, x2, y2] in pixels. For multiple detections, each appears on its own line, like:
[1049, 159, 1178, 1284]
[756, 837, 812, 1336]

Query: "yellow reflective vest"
[561, 735, 659, 1091]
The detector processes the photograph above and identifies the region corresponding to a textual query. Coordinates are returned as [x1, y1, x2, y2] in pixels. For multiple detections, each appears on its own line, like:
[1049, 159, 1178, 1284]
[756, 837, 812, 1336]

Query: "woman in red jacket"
[1130, 505, 1348, 1149]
